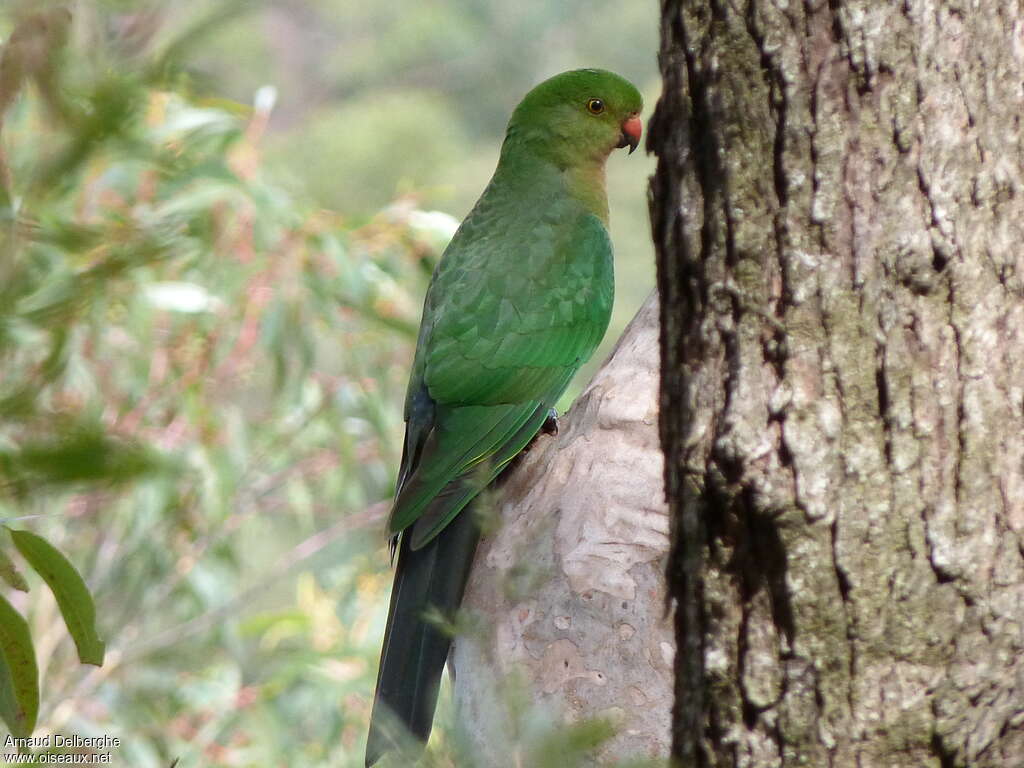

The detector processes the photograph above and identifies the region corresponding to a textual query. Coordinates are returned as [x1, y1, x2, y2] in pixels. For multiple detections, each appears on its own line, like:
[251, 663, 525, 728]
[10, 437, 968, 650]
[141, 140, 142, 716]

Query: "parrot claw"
[541, 408, 559, 436]
[517, 409, 559, 458]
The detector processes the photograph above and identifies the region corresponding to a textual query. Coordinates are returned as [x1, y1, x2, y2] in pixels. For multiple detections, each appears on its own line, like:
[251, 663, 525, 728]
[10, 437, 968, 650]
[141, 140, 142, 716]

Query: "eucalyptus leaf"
[0, 526, 29, 592]
[0, 426, 165, 490]
[10, 530, 105, 666]
[0, 593, 38, 738]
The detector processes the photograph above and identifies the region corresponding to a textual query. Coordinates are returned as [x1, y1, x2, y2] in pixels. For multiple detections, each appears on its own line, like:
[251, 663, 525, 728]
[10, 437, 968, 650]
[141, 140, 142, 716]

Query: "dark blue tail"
[365, 507, 480, 766]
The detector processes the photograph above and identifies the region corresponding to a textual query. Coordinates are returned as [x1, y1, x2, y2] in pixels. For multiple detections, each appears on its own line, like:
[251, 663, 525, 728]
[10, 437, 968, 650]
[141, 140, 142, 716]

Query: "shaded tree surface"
[452, 294, 673, 766]
[649, 1, 1024, 767]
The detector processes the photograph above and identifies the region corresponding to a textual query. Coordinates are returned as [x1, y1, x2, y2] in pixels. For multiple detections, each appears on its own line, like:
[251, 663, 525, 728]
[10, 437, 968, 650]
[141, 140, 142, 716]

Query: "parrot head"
[504, 68, 644, 166]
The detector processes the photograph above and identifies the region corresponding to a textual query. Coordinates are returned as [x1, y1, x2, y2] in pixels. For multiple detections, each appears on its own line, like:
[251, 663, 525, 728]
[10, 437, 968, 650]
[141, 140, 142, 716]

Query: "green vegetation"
[0, 1, 658, 764]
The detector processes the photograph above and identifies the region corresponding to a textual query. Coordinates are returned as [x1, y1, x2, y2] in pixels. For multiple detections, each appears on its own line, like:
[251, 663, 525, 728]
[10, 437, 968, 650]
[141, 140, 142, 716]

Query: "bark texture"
[649, 1, 1024, 766]
[452, 293, 673, 766]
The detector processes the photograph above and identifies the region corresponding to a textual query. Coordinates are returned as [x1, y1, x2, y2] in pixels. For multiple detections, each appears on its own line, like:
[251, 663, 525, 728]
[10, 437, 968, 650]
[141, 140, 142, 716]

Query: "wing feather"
[386, 213, 613, 547]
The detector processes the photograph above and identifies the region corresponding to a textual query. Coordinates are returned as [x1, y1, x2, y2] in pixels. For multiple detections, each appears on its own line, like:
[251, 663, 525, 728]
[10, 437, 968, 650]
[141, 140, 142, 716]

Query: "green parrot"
[365, 68, 643, 766]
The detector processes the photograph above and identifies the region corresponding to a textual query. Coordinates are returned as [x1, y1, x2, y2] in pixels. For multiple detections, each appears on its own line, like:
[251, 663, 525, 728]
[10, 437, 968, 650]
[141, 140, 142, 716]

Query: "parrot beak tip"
[619, 114, 642, 155]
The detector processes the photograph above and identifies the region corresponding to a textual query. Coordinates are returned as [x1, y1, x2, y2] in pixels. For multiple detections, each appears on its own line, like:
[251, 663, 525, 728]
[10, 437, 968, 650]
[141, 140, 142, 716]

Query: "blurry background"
[0, 1, 657, 765]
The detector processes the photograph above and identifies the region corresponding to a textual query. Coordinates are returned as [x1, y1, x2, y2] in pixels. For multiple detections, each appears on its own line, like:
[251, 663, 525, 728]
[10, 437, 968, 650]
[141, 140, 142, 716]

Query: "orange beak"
[619, 114, 642, 154]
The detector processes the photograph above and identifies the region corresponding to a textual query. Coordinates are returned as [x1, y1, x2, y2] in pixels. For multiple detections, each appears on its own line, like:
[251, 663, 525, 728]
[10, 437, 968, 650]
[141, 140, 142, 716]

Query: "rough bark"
[649, 1, 1024, 767]
[452, 293, 673, 766]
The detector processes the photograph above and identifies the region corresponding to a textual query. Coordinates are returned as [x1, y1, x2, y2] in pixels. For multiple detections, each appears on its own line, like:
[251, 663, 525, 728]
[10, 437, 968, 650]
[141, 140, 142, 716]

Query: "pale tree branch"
[452, 293, 672, 766]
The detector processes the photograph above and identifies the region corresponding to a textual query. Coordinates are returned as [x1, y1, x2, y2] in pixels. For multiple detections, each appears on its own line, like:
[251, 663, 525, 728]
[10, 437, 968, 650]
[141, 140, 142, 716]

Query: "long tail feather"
[365, 505, 481, 766]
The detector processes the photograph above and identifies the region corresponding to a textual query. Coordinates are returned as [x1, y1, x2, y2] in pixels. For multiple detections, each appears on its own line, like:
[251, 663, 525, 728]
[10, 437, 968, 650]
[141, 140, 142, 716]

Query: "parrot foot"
[507, 410, 559, 473]
[540, 408, 559, 436]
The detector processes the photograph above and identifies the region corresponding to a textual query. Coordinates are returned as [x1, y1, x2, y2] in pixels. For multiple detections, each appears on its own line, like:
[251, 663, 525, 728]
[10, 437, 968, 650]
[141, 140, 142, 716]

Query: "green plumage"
[366, 68, 643, 766]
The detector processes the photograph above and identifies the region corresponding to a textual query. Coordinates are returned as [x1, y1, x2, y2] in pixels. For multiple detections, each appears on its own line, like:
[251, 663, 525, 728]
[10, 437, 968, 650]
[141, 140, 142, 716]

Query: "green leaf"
[0, 424, 165, 492]
[0, 526, 29, 592]
[10, 530, 105, 666]
[0, 593, 38, 738]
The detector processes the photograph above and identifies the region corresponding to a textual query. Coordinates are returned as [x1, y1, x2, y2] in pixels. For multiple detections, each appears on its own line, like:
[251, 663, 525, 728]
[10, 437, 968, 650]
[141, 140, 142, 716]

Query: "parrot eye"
[586, 98, 605, 115]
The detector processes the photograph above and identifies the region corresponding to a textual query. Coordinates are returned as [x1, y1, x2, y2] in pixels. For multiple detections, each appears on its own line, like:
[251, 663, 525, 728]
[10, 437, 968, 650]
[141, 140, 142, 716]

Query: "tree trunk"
[649, 1, 1024, 767]
[452, 293, 673, 766]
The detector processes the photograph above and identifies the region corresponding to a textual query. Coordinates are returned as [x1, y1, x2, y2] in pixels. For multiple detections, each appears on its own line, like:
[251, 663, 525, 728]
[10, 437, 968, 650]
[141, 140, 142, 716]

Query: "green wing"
[388, 213, 613, 549]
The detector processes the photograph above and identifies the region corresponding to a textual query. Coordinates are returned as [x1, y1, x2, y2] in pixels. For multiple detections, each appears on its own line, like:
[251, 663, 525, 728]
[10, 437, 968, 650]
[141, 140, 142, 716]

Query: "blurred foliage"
[0, 0, 661, 765]
[0, 2, 426, 763]
[274, 92, 468, 220]
[198, 0, 660, 388]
